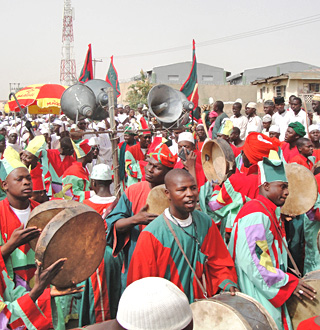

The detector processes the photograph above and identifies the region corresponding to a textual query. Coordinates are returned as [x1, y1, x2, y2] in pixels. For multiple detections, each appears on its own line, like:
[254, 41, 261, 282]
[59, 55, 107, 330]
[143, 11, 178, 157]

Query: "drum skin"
[35, 204, 106, 288]
[287, 270, 320, 330]
[26, 200, 81, 250]
[281, 163, 318, 216]
[201, 139, 235, 185]
[191, 292, 278, 330]
[146, 184, 170, 215]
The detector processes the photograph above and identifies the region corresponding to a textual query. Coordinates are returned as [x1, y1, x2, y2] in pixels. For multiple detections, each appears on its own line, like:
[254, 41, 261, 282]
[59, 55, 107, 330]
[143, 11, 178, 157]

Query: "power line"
[99, 14, 320, 60]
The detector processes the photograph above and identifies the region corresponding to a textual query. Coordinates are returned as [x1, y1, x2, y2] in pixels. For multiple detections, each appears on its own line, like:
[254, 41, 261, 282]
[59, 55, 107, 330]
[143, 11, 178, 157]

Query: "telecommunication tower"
[60, 0, 77, 86]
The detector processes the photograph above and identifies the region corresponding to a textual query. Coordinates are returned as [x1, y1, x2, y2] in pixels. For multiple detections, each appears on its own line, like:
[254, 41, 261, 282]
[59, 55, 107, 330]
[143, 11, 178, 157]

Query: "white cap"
[116, 277, 193, 330]
[209, 97, 214, 105]
[118, 104, 124, 108]
[309, 124, 320, 133]
[53, 119, 63, 126]
[91, 164, 112, 181]
[262, 114, 272, 123]
[247, 102, 257, 108]
[8, 128, 18, 136]
[178, 132, 195, 144]
[235, 98, 243, 104]
[269, 125, 280, 133]
[97, 121, 106, 129]
[88, 136, 99, 146]
[40, 127, 50, 135]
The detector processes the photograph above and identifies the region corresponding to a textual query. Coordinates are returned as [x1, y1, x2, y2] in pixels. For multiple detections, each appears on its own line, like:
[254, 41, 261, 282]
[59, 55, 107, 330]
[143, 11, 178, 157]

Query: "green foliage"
[125, 70, 153, 109]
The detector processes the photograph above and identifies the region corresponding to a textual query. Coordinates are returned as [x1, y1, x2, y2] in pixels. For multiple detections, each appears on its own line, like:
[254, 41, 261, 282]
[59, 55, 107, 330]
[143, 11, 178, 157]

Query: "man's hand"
[183, 151, 197, 172]
[133, 205, 158, 226]
[50, 282, 84, 297]
[293, 279, 316, 300]
[229, 286, 240, 296]
[29, 258, 67, 302]
[1, 225, 41, 260]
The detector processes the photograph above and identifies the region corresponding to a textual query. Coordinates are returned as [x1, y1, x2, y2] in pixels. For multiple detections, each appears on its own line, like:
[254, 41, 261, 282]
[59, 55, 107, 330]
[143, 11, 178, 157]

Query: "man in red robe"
[289, 138, 315, 170]
[106, 144, 177, 290]
[281, 122, 305, 162]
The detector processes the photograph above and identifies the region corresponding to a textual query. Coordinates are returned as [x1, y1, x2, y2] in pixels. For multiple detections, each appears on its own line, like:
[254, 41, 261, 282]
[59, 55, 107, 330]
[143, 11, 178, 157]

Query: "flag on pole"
[105, 56, 121, 97]
[180, 39, 199, 108]
[79, 44, 93, 83]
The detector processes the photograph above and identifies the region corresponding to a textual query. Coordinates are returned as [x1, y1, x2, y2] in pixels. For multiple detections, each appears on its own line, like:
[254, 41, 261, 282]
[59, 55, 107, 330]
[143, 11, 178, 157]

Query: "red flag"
[180, 40, 199, 108]
[79, 44, 93, 83]
[105, 56, 121, 97]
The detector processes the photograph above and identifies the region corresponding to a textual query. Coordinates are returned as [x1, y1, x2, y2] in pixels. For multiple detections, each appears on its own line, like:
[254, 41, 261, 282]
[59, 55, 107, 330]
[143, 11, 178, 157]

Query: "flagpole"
[190, 83, 198, 126]
[107, 87, 121, 199]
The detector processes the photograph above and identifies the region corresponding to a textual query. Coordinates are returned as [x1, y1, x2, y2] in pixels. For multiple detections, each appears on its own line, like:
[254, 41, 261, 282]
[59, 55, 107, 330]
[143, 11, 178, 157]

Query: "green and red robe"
[0, 198, 39, 285]
[42, 149, 76, 196]
[127, 210, 238, 303]
[228, 195, 299, 330]
[0, 269, 54, 330]
[118, 141, 136, 192]
[124, 143, 148, 187]
[106, 181, 151, 290]
[62, 162, 91, 202]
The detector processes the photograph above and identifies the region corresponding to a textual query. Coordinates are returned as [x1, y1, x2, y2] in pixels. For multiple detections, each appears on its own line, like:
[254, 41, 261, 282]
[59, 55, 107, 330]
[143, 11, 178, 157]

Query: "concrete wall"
[118, 82, 257, 111]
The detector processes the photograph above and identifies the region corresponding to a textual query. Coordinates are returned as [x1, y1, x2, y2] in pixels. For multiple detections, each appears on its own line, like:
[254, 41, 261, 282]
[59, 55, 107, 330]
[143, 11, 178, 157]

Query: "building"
[147, 62, 231, 85]
[251, 71, 320, 108]
[227, 61, 320, 85]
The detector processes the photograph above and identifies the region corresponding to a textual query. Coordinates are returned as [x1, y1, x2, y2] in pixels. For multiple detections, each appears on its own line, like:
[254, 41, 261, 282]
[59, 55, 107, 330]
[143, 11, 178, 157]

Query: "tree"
[125, 70, 153, 109]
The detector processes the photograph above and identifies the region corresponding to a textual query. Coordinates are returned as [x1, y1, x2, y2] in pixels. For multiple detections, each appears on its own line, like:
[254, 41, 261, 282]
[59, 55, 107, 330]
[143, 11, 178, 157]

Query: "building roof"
[251, 71, 320, 85]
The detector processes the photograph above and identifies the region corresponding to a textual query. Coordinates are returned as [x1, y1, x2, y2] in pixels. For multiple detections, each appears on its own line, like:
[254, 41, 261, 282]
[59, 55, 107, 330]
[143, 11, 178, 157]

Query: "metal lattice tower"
[60, 0, 77, 86]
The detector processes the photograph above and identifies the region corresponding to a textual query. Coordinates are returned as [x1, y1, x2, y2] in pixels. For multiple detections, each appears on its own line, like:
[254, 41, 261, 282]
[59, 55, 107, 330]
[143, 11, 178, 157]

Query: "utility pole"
[60, 0, 77, 86]
[93, 58, 102, 79]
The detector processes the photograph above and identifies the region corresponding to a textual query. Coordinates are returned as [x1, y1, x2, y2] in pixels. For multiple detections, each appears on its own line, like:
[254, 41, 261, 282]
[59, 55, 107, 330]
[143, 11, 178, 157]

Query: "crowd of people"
[0, 95, 320, 330]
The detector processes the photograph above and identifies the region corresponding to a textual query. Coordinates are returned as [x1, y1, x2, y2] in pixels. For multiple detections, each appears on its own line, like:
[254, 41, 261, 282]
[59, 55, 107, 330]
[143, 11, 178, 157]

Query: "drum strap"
[256, 200, 302, 278]
[163, 214, 208, 299]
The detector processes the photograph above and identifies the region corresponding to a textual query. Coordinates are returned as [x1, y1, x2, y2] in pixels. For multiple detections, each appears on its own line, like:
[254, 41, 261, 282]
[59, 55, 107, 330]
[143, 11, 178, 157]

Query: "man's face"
[77, 120, 86, 130]
[299, 140, 314, 157]
[139, 134, 152, 149]
[284, 127, 299, 143]
[245, 107, 255, 117]
[275, 103, 285, 114]
[3, 167, 33, 200]
[312, 100, 320, 113]
[173, 129, 183, 142]
[265, 181, 289, 207]
[165, 174, 198, 216]
[8, 133, 18, 144]
[263, 122, 271, 130]
[124, 134, 136, 145]
[53, 124, 61, 134]
[85, 149, 94, 164]
[291, 99, 301, 114]
[20, 151, 38, 168]
[217, 133, 229, 142]
[232, 105, 241, 117]
[213, 102, 219, 112]
[264, 105, 274, 116]
[145, 157, 170, 185]
[0, 139, 6, 152]
[269, 131, 280, 139]
[178, 141, 195, 154]
[60, 144, 74, 156]
[0, 128, 6, 137]
[310, 129, 320, 143]
[92, 146, 99, 159]
[196, 126, 206, 140]
[229, 130, 238, 142]
[118, 107, 124, 114]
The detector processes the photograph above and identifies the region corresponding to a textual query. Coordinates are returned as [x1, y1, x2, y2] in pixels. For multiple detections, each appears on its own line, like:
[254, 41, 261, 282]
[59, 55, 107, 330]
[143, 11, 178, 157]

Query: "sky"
[1, 0, 320, 100]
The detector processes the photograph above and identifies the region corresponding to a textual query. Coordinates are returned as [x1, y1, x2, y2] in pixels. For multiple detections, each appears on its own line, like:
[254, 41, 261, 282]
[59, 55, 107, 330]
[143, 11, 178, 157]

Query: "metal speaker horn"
[61, 83, 96, 121]
[85, 79, 116, 120]
[147, 84, 194, 124]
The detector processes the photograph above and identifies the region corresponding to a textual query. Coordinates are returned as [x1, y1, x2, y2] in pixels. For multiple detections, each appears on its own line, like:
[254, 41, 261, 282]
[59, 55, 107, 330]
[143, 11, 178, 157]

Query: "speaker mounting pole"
[107, 87, 121, 199]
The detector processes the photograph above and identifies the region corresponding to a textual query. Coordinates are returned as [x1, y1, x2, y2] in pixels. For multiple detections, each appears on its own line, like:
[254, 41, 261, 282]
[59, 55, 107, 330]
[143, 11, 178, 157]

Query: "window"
[309, 83, 320, 93]
[202, 75, 214, 82]
[168, 75, 179, 82]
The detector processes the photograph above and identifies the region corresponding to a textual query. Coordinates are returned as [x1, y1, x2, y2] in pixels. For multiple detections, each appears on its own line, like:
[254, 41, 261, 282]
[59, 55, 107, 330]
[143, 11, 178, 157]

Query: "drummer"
[127, 169, 239, 302]
[106, 143, 177, 291]
[228, 155, 316, 330]
[289, 137, 315, 171]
